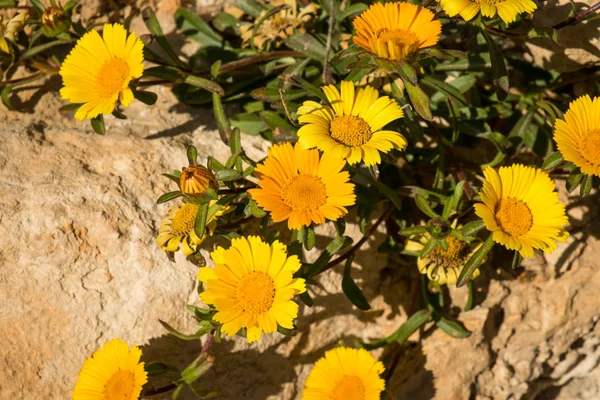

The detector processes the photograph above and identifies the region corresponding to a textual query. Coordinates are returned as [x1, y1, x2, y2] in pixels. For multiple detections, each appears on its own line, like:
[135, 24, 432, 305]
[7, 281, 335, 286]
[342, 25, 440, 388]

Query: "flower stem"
[553, 1, 600, 29]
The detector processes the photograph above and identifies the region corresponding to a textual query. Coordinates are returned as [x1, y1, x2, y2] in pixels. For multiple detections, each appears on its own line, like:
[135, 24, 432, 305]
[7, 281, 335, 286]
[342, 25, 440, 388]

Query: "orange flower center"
[171, 204, 199, 236]
[429, 235, 470, 269]
[330, 115, 372, 147]
[495, 198, 533, 236]
[281, 174, 327, 212]
[235, 272, 276, 315]
[97, 57, 130, 99]
[377, 28, 420, 48]
[332, 375, 365, 400]
[103, 370, 135, 400]
[580, 129, 600, 167]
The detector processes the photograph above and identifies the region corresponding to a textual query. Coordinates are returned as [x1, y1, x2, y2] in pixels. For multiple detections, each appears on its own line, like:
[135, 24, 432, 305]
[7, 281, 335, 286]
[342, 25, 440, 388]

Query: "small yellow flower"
[59, 23, 144, 120]
[240, 0, 319, 50]
[73, 338, 147, 400]
[180, 165, 217, 195]
[198, 236, 306, 343]
[248, 142, 356, 230]
[0, 13, 26, 54]
[474, 165, 569, 258]
[297, 81, 407, 166]
[406, 231, 482, 285]
[303, 347, 385, 400]
[554, 95, 600, 177]
[352, 2, 441, 62]
[156, 202, 226, 256]
[439, 0, 536, 25]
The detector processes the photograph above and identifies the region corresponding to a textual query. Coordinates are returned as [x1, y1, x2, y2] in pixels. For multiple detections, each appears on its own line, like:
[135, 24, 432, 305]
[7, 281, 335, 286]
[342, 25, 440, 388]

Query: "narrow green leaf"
[415, 195, 439, 219]
[420, 238, 439, 260]
[396, 61, 417, 86]
[277, 325, 298, 336]
[566, 168, 583, 193]
[229, 128, 242, 171]
[142, 66, 182, 81]
[305, 226, 316, 251]
[306, 236, 354, 277]
[511, 251, 523, 269]
[21, 40, 70, 60]
[215, 169, 241, 181]
[340, 3, 367, 20]
[246, 199, 266, 218]
[90, 115, 105, 135]
[0, 0, 16, 8]
[436, 317, 471, 338]
[399, 226, 428, 237]
[185, 75, 225, 96]
[229, 0, 264, 18]
[213, 92, 231, 143]
[299, 291, 313, 307]
[181, 354, 212, 384]
[342, 256, 371, 310]
[1, 85, 14, 111]
[142, 7, 187, 68]
[144, 362, 171, 376]
[133, 90, 158, 105]
[542, 151, 564, 171]
[528, 27, 558, 43]
[159, 320, 207, 340]
[405, 81, 433, 121]
[580, 174, 593, 197]
[194, 202, 209, 238]
[536, 99, 558, 125]
[334, 218, 346, 237]
[508, 108, 535, 141]
[464, 281, 475, 311]
[283, 33, 326, 61]
[30, 0, 45, 12]
[421, 76, 469, 107]
[362, 309, 431, 350]
[157, 191, 182, 204]
[187, 145, 198, 165]
[462, 220, 485, 236]
[457, 235, 494, 287]
[280, 74, 327, 101]
[211, 60, 222, 79]
[481, 29, 509, 102]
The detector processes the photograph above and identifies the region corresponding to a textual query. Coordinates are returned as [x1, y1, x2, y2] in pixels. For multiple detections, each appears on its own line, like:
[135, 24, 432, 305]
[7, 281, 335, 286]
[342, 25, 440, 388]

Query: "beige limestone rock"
[525, 0, 600, 72]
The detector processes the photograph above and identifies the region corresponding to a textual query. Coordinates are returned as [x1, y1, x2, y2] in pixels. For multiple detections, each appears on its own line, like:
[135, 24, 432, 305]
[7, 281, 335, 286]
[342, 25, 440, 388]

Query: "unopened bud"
[180, 165, 217, 195]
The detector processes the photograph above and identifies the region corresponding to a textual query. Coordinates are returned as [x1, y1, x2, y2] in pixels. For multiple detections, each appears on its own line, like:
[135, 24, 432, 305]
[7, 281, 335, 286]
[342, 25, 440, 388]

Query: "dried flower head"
[240, 0, 319, 50]
[0, 13, 26, 54]
[180, 165, 217, 195]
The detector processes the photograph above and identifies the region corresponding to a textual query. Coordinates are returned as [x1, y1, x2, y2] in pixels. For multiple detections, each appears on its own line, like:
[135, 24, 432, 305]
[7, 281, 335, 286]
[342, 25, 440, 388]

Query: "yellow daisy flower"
[554, 95, 600, 177]
[302, 347, 385, 400]
[73, 338, 147, 400]
[180, 165, 217, 195]
[59, 23, 144, 120]
[297, 81, 407, 166]
[198, 236, 306, 343]
[156, 202, 226, 256]
[248, 142, 356, 230]
[474, 165, 569, 258]
[352, 2, 441, 62]
[439, 0, 536, 25]
[406, 232, 482, 285]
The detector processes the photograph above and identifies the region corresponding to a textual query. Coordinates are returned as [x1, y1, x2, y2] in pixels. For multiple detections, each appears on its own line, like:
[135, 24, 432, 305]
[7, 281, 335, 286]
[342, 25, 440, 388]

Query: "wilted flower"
[41, 6, 70, 37]
[240, 0, 319, 50]
[180, 165, 217, 195]
[0, 13, 26, 54]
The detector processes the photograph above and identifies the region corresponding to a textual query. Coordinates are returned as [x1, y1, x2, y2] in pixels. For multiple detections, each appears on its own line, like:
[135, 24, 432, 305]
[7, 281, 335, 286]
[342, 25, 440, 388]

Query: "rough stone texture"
[526, 0, 600, 72]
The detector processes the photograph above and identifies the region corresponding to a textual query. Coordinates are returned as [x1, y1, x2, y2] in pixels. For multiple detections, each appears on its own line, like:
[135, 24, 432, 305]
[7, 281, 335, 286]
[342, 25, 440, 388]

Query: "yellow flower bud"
[180, 165, 217, 195]
[41, 7, 70, 37]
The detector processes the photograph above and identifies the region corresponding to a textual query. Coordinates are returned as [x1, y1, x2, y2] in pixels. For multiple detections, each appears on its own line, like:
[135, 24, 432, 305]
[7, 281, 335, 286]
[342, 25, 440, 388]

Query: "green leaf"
[187, 145, 198, 165]
[527, 27, 558, 43]
[133, 90, 158, 105]
[508, 108, 535, 143]
[462, 220, 485, 236]
[159, 320, 208, 340]
[436, 317, 471, 338]
[21, 39, 70, 60]
[542, 151, 564, 171]
[405, 81, 433, 121]
[306, 235, 354, 277]
[399, 226, 428, 237]
[185, 75, 225, 96]
[421, 76, 469, 107]
[464, 281, 475, 311]
[229, 128, 243, 171]
[342, 256, 371, 310]
[143, 66, 182, 81]
[457, 234, 494, 287]
[157, 191, 182, 204]
[340, 3, 368, 20]
[280, 74, 327, 101]
[245, 199, 266, 218]
[396, 61, 417, 86]
[213, 92, 231, 142]
[362, 309, 431, 350]
[194, 202, 209, 238]
[144, 362, 171, 376]
[299, 291, 313, 307]
[481, 29, 509, 102]
[1, 85, 14, 111]
[580, 174, 593, 197]
[30, 0, 45, 12]
[420, 238, 439, 260]
[229, 0, 264, 18]
[90, 115, 105, 135]
[215, 169, 241, 181]
[415, 195, 439, 219]
[211, 60, 222, 79]
[305, 226, 316, 251]
[284, 33, 326, 61]
[142, 7, 187, 68]
[512, 251, 523, 269]
[277, 324, 298, 336]
[536, 99, 559, 126]
[181, 354, 213, 384]
[0, 0, 16, 8]
[566, 168, 583, 193]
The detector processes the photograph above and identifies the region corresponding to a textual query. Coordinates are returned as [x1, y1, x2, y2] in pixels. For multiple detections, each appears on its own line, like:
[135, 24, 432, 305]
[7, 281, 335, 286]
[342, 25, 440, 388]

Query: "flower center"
[495, 198, 533, 236]
[332, 375, 365, 400]
[235, 272, 276, 315]
[580, 129, 600, 166]
[103, 369, 135, 400]
[281, 174, 327, 212]
[377, 28, 420, 47]
[329, 115, 372, 147]
[96, 57, 130, 99]
[429, 235, 470, 269]
[171, 204, 200, 236]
